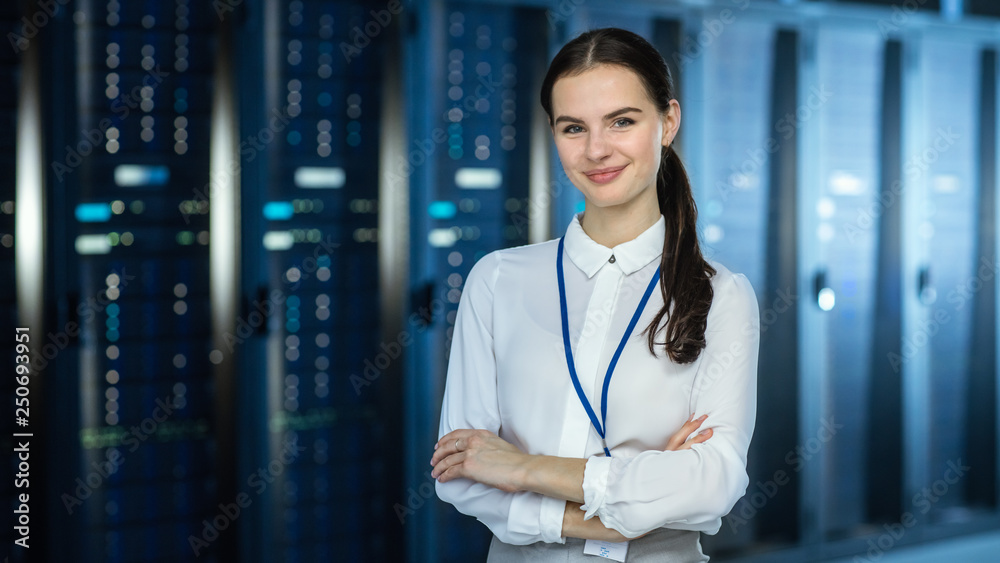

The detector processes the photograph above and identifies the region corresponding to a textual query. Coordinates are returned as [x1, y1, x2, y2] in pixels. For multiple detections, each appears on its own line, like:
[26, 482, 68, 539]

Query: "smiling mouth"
[584, 165, 627, 184]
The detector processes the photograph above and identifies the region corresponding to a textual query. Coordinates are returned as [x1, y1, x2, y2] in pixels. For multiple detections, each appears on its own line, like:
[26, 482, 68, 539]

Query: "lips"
[584, 164, 627, 184]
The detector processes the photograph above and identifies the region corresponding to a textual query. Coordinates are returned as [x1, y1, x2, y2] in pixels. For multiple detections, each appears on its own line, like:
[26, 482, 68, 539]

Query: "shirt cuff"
[507, 493, 567, 544]
[540, 495, 568, 544]
[580, 455, 613, 521]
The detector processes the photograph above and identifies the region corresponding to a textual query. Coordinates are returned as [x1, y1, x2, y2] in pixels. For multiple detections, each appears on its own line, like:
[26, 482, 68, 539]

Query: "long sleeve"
[435, 250, 567, 545]
[579, 270, 760, 538]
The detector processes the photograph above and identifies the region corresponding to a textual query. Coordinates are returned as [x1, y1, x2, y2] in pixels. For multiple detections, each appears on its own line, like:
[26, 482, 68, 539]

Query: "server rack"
[49, 2, 220, 561]
[236, 0, 403, 561]
[905, 34, 984, 522]
[404, 1, 547, 560]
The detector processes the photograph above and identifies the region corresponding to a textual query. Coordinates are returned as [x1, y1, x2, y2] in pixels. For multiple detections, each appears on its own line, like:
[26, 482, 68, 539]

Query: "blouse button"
[608, 255, 616, 264]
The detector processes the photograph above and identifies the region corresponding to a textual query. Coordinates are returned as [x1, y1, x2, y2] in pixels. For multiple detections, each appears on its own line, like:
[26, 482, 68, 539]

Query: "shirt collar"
[563, 212, 665, 278]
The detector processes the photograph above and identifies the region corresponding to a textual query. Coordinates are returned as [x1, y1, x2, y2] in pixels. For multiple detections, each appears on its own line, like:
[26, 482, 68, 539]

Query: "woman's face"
[550, 64, 679, 212]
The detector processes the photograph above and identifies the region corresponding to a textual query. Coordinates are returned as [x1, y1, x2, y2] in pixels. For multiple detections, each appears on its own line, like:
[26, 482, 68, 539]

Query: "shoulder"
[705, 260, 759, 325]
[464, 239, 560, 294]
[468, 239, 559, 281]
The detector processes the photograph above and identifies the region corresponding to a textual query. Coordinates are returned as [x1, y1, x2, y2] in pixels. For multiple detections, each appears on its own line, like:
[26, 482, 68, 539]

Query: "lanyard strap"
[557, 237, 661, 457]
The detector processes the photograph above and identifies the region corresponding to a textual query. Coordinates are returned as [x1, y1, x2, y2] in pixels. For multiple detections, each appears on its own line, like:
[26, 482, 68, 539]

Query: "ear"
[660, 99, 681, 148]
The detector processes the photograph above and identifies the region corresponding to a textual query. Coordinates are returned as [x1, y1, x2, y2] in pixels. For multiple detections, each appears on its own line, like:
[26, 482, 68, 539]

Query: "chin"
[586, 195, 630, 208]
[579, 184, 642, 209]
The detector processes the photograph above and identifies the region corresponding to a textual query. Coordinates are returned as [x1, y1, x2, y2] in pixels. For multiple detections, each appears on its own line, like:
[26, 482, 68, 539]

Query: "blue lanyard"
[557, 236, 661, 457]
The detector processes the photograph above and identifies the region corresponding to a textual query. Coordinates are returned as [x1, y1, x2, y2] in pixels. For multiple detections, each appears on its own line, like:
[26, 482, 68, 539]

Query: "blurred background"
[1, 0, 999, 561]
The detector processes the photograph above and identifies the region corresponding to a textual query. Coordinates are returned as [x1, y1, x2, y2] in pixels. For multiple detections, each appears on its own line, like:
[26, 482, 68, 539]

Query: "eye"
[562, 124, 583, 134]
[612, 117, 634, 128]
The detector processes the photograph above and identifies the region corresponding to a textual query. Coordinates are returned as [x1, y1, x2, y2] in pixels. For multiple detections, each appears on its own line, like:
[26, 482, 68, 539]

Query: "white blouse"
[435, 212, 760, 544]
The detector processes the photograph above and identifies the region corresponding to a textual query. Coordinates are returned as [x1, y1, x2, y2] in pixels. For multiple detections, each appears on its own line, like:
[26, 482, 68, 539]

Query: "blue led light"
[75, 203, 112, 222]
[287, 295, 300, 308]
[114, 165, 170, 187]
[106, 317, 120, 329]
[107, 303, 120, 316]
[428, 201, 457, 220]
[263, 201, 295, 221]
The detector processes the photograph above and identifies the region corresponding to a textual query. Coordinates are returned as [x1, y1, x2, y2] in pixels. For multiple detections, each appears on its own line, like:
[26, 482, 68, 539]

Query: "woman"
[430, 27, 759, 561]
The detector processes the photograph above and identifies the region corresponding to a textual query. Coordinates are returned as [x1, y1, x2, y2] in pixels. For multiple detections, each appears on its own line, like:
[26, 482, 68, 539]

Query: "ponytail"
[642, 145, 715, 364]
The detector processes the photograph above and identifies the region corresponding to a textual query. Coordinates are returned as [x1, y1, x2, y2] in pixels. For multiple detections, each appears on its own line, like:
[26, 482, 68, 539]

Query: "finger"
[680, 415, 709, 437]
[430, 439, 460, 466]
[677, 428, 713, 450]
[675, 414, 708, 438]
[431, 451, 466, 480]
[684, 414, 708, 431]
[432, 430, 476, 465]
[432, 452, 468, 482]
[666, 415, 708, 449]
[435, 429, 466, 450]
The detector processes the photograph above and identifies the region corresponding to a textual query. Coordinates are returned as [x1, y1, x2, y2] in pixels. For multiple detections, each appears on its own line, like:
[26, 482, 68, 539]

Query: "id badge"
[583, 539, 628, 562]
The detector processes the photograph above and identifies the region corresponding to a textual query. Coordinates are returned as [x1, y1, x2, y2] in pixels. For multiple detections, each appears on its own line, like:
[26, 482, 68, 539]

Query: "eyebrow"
[553, 106, 643, 126]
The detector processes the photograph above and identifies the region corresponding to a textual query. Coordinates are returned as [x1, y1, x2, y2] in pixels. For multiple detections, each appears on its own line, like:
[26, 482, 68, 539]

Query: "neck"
[579, 190, 661, 248]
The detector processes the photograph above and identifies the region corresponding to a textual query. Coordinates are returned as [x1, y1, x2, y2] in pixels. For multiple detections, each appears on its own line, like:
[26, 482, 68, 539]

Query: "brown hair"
[539, 27, 715, 364]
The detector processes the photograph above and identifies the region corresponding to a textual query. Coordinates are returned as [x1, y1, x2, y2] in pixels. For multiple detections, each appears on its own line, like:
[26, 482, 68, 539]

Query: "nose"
[585, 130, 611, 161]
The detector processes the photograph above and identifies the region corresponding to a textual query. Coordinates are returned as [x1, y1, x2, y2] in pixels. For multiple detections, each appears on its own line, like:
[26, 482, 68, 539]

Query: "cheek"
[553, 140, 581, 166]
[622, 137, 660, 170]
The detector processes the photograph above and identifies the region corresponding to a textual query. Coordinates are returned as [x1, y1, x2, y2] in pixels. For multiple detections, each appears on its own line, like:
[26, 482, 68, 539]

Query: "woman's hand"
[431, 429, 530, 493]
[664, 413, 712, 451]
